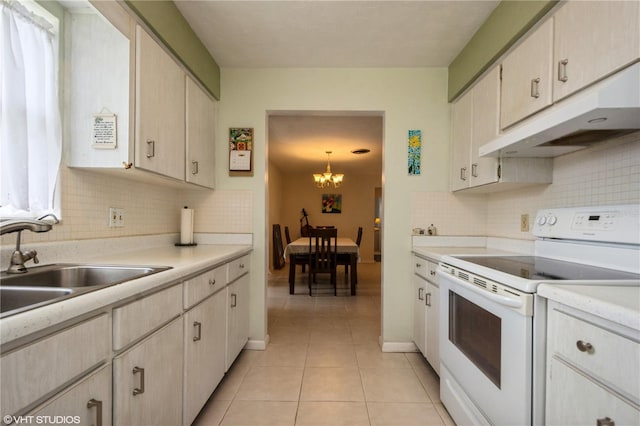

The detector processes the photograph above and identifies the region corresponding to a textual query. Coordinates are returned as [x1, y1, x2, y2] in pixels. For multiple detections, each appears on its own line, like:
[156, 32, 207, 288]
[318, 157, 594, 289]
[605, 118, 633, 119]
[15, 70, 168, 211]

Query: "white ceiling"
[174, 0, 500, 176]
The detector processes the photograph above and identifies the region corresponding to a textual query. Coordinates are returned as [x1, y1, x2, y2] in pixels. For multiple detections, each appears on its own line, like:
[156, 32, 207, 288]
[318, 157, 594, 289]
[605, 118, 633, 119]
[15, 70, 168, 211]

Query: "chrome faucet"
[1, 214, 59, 274]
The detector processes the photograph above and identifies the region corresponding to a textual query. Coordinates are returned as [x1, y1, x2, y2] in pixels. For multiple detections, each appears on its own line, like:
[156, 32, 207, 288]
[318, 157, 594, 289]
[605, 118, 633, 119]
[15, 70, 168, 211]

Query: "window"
[0, 0, 61, 218]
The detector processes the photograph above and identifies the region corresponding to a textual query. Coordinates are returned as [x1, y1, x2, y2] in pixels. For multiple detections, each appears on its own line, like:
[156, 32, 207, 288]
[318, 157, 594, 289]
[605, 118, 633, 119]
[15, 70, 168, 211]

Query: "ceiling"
[174, 0, 500, 176]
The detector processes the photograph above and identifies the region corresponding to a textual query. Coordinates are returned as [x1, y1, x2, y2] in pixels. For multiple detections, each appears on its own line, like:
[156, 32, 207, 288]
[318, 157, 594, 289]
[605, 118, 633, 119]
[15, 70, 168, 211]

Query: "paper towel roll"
[180, 207, 194, 245]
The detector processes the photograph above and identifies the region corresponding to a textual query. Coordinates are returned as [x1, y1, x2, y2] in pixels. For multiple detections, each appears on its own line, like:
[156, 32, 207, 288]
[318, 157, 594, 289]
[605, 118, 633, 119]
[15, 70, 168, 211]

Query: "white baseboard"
[245, 334, 270, 350]
[380, 341, 419, 353]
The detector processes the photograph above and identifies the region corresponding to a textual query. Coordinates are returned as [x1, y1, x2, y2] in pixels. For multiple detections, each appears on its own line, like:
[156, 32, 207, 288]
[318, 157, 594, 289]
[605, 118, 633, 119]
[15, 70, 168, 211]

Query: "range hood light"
[588, 117, 608, 124]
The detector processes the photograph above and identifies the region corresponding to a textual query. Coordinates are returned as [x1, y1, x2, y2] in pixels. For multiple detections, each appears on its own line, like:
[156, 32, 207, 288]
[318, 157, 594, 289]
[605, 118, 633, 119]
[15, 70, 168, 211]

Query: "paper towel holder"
[176, 206, 198, 247]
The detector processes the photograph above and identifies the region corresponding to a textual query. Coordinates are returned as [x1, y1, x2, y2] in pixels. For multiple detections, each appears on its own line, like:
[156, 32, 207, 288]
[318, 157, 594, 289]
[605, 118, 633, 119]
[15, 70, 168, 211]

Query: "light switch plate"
[109, 207, 125, 227]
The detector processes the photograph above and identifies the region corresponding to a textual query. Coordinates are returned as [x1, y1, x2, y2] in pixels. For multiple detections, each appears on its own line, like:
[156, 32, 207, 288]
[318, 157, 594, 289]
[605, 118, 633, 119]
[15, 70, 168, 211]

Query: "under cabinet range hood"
[480, 63, 640, 158]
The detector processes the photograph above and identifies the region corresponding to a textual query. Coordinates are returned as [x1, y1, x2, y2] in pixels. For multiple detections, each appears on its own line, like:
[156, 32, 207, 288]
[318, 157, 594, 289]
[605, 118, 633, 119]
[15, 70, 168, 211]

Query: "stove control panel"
[533, 204, 639, 244]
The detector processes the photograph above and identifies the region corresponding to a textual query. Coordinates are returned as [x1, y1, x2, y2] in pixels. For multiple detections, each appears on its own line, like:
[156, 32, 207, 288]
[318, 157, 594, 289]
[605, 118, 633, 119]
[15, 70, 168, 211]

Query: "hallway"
[194, 263, 453, 425]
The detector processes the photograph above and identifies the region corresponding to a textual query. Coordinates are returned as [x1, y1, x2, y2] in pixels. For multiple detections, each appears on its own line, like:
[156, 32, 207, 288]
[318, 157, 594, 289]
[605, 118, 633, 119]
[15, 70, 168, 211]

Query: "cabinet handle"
[239, 263, 245, 269]
[460, 167, 467, 181]
[191, 160, 199, 175]
[193, 321, 202, 342]
[132, 366, 145, 395]
[146, 140, 155, 158]
[430, 270, 436, 276]
[557, 59, 569, 82]
[471, 163, 478, 178]
[576, 340, 594, 353]
[530, 77, 541, 99]
[231, 293, 237, 308]
[425, 292, 431, 307]
[597, 417, 615, 426]
[87, 398, 103, 426]
[209, 278, 216, 286]
[418, 287, 424, 300]
[416, 263, 422, 268]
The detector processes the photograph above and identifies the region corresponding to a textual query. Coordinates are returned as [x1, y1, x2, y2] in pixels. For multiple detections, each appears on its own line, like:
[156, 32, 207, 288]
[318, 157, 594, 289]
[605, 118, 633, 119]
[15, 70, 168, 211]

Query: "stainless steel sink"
[1, 264, 171, 288]
[0, 264, 172, 317]
[1, 286, 75, 316]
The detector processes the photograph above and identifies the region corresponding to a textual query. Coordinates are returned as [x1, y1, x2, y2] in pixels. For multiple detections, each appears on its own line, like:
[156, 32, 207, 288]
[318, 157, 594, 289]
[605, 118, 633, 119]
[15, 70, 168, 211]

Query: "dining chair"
[337, 227, 362, 283]
[308, 227, 338, 296]
[285, 225, 308, 273]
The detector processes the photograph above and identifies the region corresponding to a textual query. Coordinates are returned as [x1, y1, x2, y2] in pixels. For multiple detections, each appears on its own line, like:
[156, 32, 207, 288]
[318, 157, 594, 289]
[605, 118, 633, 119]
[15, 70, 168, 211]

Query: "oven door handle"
[439, 269, 524, 309]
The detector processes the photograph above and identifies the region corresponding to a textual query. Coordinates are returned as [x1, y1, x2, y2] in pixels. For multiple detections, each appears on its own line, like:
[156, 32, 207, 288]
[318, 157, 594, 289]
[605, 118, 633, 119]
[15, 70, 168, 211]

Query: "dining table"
[284, 237, 359, 295]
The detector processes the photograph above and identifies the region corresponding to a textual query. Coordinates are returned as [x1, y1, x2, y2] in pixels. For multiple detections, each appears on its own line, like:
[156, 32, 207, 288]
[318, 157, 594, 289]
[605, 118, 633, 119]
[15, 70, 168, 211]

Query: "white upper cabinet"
[553, 1, 640, 102]
[186, 76, 216, 189]
[135, 26, 186, 181]
[450, 89, 473, 191]
[470, 66, 500, 187]
[500, 18, 554, 129]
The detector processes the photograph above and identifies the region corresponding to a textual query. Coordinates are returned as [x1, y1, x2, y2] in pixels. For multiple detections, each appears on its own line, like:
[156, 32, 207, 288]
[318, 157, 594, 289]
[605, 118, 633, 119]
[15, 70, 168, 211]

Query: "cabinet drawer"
[413, 256, 429, 279]
[549, 308, 640, 401]
[228, 254, 250, 283]
[183, 264, 226, 309]
[1, 314, 109, 417]
[546, 356, 640, 425]
[113, 284, 182, 350]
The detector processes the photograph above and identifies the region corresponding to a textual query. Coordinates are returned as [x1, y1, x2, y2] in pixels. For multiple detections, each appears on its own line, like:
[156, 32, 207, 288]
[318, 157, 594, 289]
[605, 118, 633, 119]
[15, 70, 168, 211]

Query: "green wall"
[448, 0, 557, 101]
[125, 0, 221, 100]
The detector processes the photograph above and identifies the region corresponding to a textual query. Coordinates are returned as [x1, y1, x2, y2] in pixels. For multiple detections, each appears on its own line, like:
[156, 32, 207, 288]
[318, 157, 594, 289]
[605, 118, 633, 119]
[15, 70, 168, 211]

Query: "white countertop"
[1, 243, 251, 345]
[538, 284, 640, 331]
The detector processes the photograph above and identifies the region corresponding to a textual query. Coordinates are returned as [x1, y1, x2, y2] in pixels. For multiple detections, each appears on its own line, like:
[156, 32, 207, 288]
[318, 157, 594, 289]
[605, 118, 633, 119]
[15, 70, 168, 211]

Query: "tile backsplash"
[413, 132, 640, 240]
[2, 168, 253, 246]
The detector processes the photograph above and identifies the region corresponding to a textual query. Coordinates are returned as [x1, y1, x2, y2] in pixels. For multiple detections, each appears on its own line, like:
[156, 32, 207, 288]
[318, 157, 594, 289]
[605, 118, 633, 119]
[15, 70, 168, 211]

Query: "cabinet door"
[186, 76, 216, 188]
[183, 291, 226, 426]
[500, 18, 554, 129]
[412, 274, 426, 355]
[553, 1, 640, 102]
[425, 281, 440, 375]
[470, 67, 500, 187]
[31, 365, 111, 426]
[450, 92, 472, 191]
[546, 357, 640, 425]
[226, 274, 250, 371]
[135, 26, 185, 181]
[113, 318, 183, 426]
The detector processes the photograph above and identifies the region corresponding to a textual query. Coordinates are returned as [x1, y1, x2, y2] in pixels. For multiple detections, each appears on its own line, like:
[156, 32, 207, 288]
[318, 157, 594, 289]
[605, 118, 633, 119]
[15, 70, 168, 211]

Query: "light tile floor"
[193, 263, 455, 425]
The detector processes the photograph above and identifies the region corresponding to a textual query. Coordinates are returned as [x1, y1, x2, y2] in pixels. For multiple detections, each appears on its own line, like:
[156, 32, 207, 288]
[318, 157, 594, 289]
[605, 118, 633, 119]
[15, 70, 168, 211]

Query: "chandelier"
[313, 151, 344, 188]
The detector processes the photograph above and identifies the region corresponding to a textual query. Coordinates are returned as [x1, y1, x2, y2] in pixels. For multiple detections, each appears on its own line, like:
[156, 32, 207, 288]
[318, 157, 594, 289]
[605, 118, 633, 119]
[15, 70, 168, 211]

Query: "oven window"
[449, 291, 501, 388]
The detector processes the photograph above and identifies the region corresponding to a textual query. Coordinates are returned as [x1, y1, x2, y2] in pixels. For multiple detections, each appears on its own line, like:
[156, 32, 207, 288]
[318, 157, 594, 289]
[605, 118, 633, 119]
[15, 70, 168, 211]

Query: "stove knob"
[547, 215, 557, 225]
[536, 216, 547, 225]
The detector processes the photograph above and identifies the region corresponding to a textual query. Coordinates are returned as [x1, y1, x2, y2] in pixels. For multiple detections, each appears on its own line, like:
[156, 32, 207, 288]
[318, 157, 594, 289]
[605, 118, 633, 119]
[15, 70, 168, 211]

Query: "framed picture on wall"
[229, 127, 253, 176]
[322, 194, 342, 214]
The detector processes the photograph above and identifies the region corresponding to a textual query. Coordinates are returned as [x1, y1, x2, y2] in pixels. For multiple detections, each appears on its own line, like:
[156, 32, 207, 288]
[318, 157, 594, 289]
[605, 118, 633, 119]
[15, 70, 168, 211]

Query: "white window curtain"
[0, 0, 61, 218]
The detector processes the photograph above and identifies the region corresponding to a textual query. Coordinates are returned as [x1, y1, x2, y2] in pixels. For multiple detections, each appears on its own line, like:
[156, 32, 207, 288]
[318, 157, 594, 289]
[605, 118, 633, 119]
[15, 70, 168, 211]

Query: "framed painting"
[322, 194, 342, 214]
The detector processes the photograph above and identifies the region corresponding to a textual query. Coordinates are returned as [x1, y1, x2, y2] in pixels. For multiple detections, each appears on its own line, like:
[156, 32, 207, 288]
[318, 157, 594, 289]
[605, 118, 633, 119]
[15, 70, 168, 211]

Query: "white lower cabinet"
[424, 280, 440, 375]
[412, 255, 440, 374]
[412, 273, 426, 355]
[30, 364, 111, 426]
[113, 318, 183, 426]
[226, 273, 250, 371]
[546, 301, 640, 425]
[183, 290, 226, 426]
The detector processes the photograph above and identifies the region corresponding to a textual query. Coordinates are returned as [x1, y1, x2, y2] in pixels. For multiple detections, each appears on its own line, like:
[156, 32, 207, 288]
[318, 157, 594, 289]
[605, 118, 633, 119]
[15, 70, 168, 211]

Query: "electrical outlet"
[520, 213, 529, 232]
[109, 207, 125, 227]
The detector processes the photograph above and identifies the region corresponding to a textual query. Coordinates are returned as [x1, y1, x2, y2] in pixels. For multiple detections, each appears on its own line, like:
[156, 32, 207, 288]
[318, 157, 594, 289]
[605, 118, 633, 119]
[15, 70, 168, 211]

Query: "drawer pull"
[239, 263, 245, 269]
[530, 77, 541, 99]
[576, 340, 594, 353]
[416, 263, 422, 268]
[87, 398, 103, 426]
[146, 140, 155, 158]
[133, 366, 145, 395]
[558, 59, 569, 82]
[193, 321, 202, 342]
[209, 278, 216, 286]
[430, 270, 436, 276]
[597, 417, 614, 426]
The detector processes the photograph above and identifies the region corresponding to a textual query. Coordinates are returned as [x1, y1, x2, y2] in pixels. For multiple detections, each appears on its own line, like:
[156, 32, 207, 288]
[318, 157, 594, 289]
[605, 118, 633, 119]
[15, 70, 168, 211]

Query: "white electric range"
[437, 204, 640, 426]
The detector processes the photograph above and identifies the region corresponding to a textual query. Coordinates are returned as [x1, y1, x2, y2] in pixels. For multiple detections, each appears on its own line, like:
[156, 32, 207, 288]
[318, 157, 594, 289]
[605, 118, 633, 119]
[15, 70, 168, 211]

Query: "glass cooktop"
[455, 256, 640, 281]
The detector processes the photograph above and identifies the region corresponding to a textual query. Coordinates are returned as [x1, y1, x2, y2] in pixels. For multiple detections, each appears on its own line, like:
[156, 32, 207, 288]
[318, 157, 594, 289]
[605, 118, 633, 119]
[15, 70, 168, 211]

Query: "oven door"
[439, 266, 533, 426]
